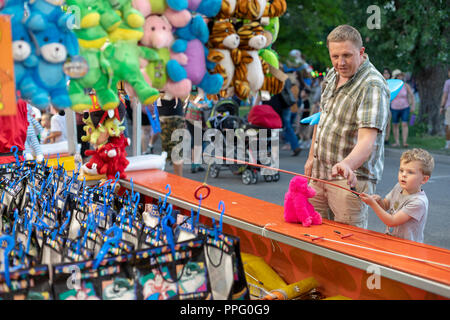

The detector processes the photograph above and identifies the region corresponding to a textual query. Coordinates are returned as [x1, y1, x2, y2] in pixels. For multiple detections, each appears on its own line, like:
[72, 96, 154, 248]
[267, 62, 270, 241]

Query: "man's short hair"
[400, 148, 435, 176]
[327, 25, 363, 49]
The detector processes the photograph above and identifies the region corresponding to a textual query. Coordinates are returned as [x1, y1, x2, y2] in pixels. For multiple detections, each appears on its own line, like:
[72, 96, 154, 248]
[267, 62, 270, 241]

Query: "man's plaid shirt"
[312, 55, 390, 183]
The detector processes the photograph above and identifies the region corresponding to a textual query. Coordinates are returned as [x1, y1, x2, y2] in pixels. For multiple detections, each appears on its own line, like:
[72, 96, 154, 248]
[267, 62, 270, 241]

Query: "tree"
[276, 0, 346, 70]
[342, 0, 449, 135]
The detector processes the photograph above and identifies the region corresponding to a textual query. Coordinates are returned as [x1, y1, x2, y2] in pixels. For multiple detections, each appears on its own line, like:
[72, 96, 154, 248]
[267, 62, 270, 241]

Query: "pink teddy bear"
[284, 176, 322, 227]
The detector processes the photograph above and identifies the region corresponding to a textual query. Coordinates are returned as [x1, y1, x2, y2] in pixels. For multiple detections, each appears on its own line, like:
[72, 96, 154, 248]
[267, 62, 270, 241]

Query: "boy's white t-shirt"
[50, 114, 68, 143]
[384, 183, 428, 243]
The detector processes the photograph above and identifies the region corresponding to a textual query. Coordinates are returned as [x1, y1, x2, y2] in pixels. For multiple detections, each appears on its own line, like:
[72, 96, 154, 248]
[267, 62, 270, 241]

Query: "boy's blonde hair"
[327, 24, 363, 49]
[400, 148, 435, 176]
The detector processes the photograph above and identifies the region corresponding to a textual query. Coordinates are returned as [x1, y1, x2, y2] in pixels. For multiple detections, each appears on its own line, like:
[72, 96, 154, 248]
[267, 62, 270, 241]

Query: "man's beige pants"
[308, 179, 375, 229]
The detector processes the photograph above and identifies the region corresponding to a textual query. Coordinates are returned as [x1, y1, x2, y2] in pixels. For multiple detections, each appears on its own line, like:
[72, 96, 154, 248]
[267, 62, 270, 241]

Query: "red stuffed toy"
[104, 133, 130, 180]
[284, 176, 322, 227]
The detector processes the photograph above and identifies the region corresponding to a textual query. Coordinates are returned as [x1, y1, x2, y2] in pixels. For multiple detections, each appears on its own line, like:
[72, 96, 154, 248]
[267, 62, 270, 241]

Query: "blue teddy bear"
[1, 0, 39, 94]
[187, 0, 222, 17]
[172, 14, 223, 95]
[26, 0, 72, 32]
[21, 22, 79, 109]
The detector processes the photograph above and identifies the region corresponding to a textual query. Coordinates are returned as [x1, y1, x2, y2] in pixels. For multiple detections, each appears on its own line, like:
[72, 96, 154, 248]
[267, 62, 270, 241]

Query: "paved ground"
[150, 141, 450, 250]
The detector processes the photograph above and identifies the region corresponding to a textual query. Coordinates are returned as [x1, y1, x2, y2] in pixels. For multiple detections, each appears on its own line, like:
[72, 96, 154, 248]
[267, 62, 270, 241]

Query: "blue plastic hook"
[163, 184, 171, 210]
[0, 235, 15, 288]
[93, 226, 122, 269]
[9, 146, 20, 166]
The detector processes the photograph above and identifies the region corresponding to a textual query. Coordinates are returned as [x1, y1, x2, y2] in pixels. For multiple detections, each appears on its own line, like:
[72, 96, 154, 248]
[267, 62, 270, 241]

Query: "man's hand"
[331, 161, 357, 188]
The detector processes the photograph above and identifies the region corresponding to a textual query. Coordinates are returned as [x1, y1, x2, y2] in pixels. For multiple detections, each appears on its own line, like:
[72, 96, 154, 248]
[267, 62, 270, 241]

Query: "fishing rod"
[194, 154, 361, 200]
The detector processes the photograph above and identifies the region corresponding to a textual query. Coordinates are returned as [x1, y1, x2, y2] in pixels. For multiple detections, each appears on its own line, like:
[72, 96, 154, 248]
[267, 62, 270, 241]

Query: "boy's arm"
[360, 193, 411, 227]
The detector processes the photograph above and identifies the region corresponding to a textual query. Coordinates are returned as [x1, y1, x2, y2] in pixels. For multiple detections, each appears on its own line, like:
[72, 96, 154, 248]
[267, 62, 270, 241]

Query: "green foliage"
[341, 0, 449, 73]
[276, 0, 346, 70]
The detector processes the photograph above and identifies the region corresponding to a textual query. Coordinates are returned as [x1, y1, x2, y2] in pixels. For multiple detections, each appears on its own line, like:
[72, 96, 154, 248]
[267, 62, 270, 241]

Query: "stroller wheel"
[273, 173, 280, 182]
[264, 174, 273, 182]
[242, 169, 253, 185]
[210, 165, 220, 178]
[251, 170, 258, 184]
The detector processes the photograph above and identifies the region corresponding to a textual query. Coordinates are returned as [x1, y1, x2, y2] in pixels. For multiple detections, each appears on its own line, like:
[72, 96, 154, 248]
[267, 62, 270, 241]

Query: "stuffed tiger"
[234, 21, 268, 100]
[235, 0, 266, 19]
[217, 0, 237, 19]
[263, 0, 287, 18]
[207, 20, 240, 96]
[234, 0, 286, 20]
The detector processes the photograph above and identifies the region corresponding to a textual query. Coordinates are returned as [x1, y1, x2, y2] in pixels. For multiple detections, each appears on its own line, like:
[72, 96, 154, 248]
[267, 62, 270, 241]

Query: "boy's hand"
[359, 193, 377, 206]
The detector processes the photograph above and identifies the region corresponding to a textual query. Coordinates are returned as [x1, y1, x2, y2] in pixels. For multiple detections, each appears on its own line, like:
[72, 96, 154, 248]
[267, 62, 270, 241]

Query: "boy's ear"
[422, 175, 430, 184]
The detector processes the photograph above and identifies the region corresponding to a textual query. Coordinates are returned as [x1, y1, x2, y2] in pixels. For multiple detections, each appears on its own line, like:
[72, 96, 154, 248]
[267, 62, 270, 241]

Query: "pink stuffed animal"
[284, 176, 322, 227]
[139, 14, 192, 98]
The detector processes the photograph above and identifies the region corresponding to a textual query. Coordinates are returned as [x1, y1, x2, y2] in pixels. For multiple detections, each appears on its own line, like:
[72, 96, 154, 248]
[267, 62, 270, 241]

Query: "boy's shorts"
[445, 107, 450, 126]
[160, 116, 185, 163]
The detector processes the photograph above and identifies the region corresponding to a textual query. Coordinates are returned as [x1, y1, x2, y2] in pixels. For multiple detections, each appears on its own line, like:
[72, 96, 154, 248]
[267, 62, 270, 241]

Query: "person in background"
[305, 24, 389, 229]
[266, 75, 301, 156]
[297, 88, 313, 149]
[390, 69, 415, 147]
[382, 68, 392, 145]
[440, 68, 450, 149]
[42, 106, 67, 144]
[40, 112, 51, 143]
[360, 148, 434, 243]
[158, 96, 187, 176]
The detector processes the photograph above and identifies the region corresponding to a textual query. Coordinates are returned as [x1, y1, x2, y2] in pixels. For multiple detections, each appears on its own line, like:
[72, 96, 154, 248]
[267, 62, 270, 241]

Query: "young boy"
[360, 148, 434, 243]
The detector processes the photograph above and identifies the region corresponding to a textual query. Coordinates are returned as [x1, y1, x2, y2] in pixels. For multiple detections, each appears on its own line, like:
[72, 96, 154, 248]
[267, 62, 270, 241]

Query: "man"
[304, 25, 389, 229]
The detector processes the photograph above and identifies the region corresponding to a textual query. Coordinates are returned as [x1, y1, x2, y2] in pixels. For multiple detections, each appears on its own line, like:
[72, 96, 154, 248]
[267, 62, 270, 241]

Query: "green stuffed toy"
[104, 10, 161, 106]
[67, 0, 120, 112]
[259, 17, 285, 97]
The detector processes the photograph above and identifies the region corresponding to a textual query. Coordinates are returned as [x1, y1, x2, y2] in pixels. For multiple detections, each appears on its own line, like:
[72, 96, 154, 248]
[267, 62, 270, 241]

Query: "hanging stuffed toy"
[262, 0, 287, 20]
[66, 0, 120, 112]
[234, 0, 266, 20]
[234, 0, 286, 20]
[233, 21, 267, 101]
[1, 0, 38, 96]
[20, 21, 80, 109]
[137, 0, 192, 28]
[187, 0, 222, 18]
[172, 14, 223, 95]
[259, 17, 285, 98]
[139, 14, 192, 98]
[207, 19, 240, 97]
[103, 2, 161, 107]
[82, 94, 129, 179]
[284, 176, 322, 227]
[26, 0, 72, 32]
[216, 0, 237, 19]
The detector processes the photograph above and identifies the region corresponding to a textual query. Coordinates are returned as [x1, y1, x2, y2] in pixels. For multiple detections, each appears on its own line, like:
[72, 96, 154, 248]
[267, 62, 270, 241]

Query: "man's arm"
[304, 125, 317, 178]
[331, 127, 378, 187]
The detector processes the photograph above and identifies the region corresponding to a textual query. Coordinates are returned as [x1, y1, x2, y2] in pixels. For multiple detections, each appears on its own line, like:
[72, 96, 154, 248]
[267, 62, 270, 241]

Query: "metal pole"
[65, 108, 78, 155]
[131, 98, 142, 156]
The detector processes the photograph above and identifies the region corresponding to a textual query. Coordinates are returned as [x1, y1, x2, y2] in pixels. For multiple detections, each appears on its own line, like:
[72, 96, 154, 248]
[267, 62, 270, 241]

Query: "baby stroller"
[204, 100, 281, 185]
